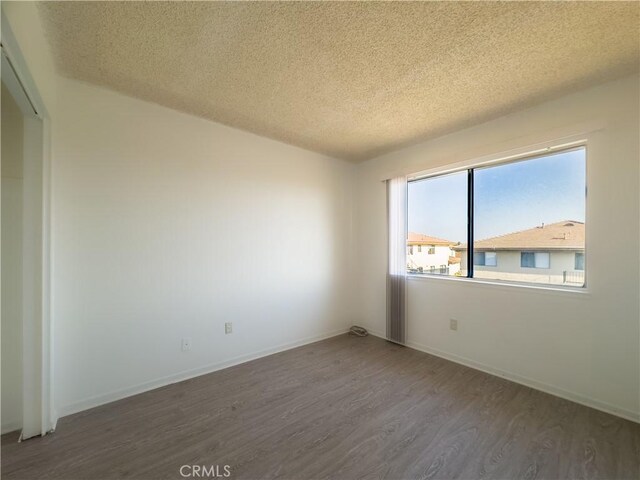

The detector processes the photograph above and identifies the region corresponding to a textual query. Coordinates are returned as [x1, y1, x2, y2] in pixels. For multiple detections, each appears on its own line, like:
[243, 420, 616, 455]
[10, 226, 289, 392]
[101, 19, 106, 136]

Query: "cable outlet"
[449, 319, 458, 331]
[225, 322, 233, 334]
[181, 337, 192, 351]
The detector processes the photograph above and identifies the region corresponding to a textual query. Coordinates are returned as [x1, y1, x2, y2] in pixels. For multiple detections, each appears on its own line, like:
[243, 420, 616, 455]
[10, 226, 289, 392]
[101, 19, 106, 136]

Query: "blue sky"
[408, 149, 586, 243]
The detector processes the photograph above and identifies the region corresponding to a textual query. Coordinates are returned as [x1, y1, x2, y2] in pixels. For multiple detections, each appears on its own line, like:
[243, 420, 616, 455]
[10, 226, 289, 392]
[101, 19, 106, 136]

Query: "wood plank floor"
[2, 334, 639, 480]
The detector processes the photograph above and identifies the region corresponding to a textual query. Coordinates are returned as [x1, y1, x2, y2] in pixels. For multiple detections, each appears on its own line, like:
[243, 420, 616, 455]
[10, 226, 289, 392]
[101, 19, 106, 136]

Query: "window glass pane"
[408, 171, 467, 277]
[534, 252, 550, 269]
[485, 252, 497, 266]
[575, 253, 585, 271]
[474, 148, 585, 286]
[521, 252, 535, 268]
[474, 252, 485, 266]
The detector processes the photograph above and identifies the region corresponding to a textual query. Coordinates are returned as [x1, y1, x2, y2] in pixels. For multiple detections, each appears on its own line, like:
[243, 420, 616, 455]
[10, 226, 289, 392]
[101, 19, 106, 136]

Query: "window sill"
[406, 273, 590, 297]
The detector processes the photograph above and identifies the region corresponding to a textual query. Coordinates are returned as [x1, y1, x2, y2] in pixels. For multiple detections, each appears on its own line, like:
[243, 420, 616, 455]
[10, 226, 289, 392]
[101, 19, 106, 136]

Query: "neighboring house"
[407, 233, 461, 275]
[455, 220, 585, 285]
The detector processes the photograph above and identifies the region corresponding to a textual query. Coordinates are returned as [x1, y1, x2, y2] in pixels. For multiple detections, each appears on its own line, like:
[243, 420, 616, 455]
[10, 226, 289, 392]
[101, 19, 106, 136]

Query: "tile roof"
[407, 232, 456, 246]
[455, 220, 584, 251]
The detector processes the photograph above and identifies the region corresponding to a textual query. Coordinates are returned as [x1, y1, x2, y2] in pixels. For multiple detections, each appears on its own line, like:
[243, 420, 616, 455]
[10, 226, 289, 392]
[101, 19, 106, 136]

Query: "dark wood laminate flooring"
[2, 334, 639, 480]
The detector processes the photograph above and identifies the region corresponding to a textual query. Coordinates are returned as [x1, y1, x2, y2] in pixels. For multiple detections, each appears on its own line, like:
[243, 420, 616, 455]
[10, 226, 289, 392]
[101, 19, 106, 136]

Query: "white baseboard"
[59, 327, 350, 418]
[1, 419, 22, 435]
[364, 328, 639, 423]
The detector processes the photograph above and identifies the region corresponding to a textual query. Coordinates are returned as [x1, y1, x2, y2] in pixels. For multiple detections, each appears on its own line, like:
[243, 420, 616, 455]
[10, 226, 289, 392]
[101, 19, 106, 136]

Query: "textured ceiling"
[38, 1, 639, 162]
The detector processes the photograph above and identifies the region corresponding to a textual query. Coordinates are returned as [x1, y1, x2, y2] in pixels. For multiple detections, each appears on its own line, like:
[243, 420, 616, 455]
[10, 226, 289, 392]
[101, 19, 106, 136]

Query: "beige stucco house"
[407, 233, 461, 275]
[455, 220, 585, 286]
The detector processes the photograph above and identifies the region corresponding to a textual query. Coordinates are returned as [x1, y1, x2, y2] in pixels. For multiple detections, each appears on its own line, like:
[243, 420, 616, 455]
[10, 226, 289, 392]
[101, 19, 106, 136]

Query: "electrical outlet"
[181, 337, 192, 351]
[225, 322, 233, 335]
[449, 319, 458, 331]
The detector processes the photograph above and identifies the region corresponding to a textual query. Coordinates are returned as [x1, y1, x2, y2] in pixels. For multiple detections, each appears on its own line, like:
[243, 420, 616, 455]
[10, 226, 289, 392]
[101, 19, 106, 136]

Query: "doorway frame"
[1, 10, 55, 439]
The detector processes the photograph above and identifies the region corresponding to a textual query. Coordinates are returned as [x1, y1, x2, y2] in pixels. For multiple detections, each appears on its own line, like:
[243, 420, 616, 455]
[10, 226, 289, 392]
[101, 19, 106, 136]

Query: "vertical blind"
[386, 177, 407, 345]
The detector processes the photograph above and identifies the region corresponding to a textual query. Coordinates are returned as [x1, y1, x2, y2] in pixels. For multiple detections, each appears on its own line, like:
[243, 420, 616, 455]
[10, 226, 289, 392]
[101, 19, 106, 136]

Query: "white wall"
[1, 2, 57, 113]
[354, 75, 640, 420]
[1, 82, 24, 433]
[52, 78, 355, 414]
[3, 2, 356, 419]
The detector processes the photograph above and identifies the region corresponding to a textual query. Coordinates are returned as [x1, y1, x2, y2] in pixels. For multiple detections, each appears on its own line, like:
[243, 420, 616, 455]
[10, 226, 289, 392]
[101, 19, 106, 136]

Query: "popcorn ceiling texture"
[38, 1, 639, 162]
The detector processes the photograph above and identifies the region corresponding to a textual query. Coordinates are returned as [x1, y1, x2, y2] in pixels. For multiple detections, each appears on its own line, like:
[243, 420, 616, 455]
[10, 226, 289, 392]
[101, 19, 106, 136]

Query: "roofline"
[408, 241, 456, 246]
[454, 247, 585, 251]
[464, 220, 585, 245]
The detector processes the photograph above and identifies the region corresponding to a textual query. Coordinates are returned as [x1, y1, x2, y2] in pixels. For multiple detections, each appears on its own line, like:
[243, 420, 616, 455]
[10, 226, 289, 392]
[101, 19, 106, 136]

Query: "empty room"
[1, 1, 639, 479]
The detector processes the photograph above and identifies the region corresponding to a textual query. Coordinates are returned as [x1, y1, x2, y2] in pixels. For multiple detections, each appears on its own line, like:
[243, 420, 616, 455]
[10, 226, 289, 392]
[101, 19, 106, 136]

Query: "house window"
[408, 246, 413, 255]
[417, 245, 422, 253]
[475, 252, 497, 266]
[520, 252, 534, 268]
[428, 246, 435, 254]
[407, 146, 585, 287]
[521, 252, 550, 269]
